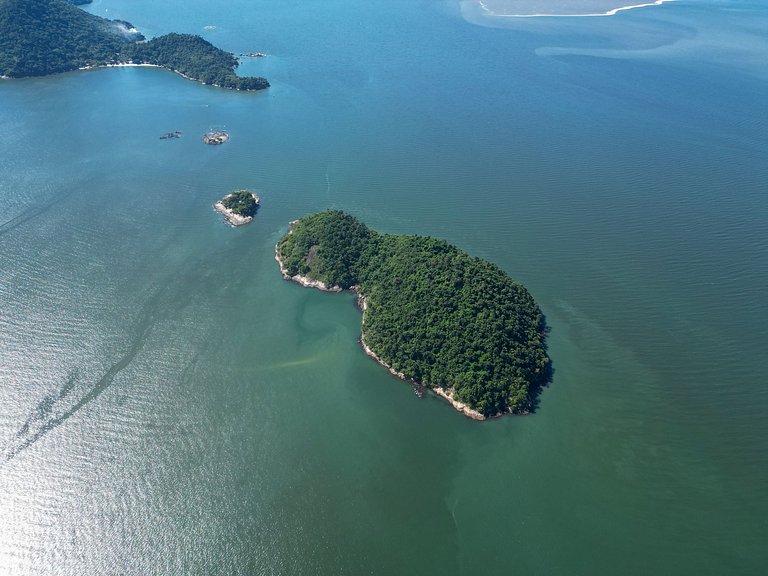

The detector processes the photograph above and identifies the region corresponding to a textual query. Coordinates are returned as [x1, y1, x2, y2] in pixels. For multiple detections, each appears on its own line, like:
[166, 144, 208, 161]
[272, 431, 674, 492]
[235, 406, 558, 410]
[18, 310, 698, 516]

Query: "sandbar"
[471, 0, 674, 18]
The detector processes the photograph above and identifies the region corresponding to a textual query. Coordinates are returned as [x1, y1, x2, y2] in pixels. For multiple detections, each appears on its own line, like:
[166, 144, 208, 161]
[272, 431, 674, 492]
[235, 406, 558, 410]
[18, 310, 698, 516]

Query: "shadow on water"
[1, 289, 164, 464]
[0, 177, 91, 240]
[0, 238, 250, 465]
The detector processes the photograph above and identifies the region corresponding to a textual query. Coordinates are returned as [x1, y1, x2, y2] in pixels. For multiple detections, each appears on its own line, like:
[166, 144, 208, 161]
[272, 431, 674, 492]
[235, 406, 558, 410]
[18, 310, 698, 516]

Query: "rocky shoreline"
[274, 219, 489, 420]
[214, 192, 259, 226]
[353, 289, 488, 421]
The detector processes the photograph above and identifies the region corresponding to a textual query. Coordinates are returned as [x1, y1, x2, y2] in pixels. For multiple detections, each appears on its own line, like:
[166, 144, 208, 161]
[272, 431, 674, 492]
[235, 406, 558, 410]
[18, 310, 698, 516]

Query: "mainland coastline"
[0, 0, 270, 91]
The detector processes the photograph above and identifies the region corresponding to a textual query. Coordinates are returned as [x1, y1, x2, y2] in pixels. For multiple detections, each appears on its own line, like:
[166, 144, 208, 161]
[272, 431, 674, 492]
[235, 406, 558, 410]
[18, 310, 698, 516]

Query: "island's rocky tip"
[203, 130, 229, 145]
[214, 190, 260, 226]
[275, 220, 343, 292]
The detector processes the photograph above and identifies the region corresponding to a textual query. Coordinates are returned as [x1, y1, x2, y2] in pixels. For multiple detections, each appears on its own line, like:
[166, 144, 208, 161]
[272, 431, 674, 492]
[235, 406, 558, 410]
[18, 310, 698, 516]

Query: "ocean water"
[1, 0, 766, 574]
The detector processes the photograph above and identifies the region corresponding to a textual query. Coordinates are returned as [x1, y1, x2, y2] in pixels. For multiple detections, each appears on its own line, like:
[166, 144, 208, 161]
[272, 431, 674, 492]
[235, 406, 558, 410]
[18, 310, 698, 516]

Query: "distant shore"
[274, 219, 494, 420]
[475, 0, 674, 18]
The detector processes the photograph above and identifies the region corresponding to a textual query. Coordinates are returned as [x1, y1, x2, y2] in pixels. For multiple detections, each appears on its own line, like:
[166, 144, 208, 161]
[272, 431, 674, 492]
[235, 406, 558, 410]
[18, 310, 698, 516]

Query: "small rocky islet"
[203, 131, 229, 145]
[214, 190, 260, 226]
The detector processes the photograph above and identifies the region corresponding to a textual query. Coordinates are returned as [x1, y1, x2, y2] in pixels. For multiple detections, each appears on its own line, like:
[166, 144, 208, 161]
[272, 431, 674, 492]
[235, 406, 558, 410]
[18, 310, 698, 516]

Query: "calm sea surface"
[1, 0, 766, 574]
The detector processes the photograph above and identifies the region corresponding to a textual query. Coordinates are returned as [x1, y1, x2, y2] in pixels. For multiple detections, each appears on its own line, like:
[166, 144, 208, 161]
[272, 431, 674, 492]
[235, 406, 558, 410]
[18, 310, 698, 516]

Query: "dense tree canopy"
[0, 0, 141, 77]
[0, 0, 269, 91]
[123, 33, 269, 91]
[221, 191, 259, 217]
[277, 211, 550, 416]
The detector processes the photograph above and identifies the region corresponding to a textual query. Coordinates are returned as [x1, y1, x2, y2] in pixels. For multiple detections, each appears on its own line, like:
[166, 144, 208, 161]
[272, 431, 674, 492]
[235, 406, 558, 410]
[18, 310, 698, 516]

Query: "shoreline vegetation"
[0, 0, 269, 91]
[276, 222, 343, 291]
[275, 212, 550, 420]
[214, 191, 260, 226]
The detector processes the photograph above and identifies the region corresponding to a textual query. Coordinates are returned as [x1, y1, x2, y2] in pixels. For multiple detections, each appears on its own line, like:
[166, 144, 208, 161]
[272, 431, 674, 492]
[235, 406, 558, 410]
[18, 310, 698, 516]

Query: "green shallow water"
[1, 0, 767, 574]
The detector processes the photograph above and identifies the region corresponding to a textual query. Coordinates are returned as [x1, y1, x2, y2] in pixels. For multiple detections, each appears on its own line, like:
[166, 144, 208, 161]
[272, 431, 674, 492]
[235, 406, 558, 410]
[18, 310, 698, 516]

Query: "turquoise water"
[1, 0, 767, 573]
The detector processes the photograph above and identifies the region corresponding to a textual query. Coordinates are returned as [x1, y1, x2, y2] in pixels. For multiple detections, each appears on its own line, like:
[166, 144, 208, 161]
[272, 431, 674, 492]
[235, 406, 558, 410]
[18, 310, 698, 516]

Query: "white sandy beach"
[77, 62, 241, 89]
[78, 62, 160, 70]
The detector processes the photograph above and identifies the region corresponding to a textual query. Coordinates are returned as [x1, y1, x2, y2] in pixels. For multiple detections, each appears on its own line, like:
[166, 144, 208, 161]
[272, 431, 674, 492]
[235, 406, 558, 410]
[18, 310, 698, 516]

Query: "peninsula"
[215, 190, 260, 226]
[0, 0, 269, 91]
[276, 211, 550, 419]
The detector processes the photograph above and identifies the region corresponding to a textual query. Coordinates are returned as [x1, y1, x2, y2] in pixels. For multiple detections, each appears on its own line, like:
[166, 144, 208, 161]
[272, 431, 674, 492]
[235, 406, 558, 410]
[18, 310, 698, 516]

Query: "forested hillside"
[0, 0, 141, 77]
[0, 0, 269, 90]
[124, 34, 269, 91]
[277, 211, 550, 417]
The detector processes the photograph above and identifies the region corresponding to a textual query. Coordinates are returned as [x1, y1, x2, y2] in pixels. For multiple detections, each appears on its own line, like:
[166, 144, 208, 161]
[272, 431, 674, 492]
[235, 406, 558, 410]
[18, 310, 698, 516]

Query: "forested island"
[276, 211, 550, 419]
[0, 0, 269, 91]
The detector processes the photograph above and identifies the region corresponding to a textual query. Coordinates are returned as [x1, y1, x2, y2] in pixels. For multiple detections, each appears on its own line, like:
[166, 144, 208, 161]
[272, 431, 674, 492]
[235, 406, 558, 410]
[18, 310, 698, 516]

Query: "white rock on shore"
[274, 251, 342, 292]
